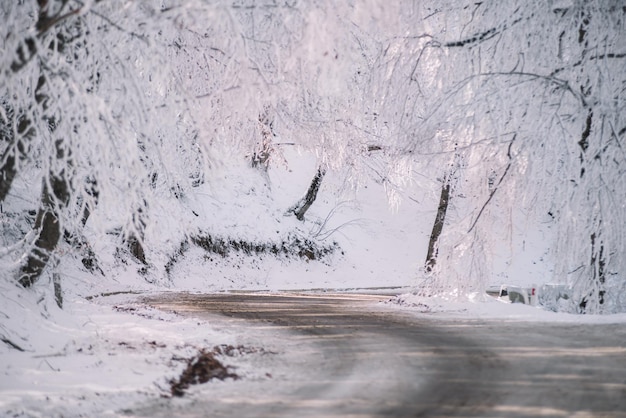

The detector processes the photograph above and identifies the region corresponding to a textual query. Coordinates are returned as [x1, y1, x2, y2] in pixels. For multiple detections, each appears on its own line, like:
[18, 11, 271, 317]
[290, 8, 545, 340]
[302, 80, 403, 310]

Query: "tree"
[386, 0, 626, 310]
[1, 0, 387, 288]
[4, 1, 622, 314]
[4, 1, 77, 287]
[1, 1, 219, 286]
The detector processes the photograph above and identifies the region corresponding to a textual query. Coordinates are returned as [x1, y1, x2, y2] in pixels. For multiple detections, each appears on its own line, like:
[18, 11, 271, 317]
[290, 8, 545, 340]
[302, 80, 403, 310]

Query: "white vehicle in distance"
[486, 284, 538, 306]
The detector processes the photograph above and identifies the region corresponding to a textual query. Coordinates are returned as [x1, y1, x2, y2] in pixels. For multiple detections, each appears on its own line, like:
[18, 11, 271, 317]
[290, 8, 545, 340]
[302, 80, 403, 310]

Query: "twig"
[1, 336, 25, 352]
[36, 7, 82, 35]
[87, 8, 149, 45]
[42, 359, 60, 372]
[315, 218, 365, 242]
[468, 136, 516, 233]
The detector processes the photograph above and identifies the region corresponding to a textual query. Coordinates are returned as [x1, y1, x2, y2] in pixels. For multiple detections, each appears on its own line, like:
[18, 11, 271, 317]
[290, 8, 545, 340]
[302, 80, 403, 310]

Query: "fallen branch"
[1, 336, 25, 352]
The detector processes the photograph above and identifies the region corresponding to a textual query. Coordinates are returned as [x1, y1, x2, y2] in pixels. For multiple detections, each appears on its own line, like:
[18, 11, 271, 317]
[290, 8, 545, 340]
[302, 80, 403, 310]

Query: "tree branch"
[36, 7, 82, 35]
[445, 27, 497, 48]
[1, 337, 25, 352]
[468, 136, 516, 233]
[444, 16, 522, 49]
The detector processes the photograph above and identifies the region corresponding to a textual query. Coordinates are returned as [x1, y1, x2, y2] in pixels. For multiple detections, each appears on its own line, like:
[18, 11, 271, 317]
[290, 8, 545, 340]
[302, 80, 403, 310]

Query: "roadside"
[0, 292, 273, 417]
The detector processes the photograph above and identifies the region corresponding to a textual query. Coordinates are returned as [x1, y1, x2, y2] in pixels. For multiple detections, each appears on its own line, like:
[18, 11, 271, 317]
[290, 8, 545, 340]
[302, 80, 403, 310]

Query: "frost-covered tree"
[0, 1, 229, 286]
[5, 0, 621, 314]
[377, 0, 626, 311]
[0, 0, 390, 289]
[223, 1, 414, 213]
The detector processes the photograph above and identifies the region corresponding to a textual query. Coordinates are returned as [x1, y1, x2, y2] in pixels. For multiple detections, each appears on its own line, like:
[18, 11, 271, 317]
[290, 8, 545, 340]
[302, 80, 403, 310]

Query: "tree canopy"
[1, 0, 625, 313]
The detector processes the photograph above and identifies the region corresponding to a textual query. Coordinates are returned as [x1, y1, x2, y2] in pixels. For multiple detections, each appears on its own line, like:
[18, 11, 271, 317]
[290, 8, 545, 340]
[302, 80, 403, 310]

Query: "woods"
[1, 0, 625, 313]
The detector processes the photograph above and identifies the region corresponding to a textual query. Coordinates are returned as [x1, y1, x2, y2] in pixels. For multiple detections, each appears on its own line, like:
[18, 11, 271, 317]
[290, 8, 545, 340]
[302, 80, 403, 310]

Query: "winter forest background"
[1, 0, 626, 322]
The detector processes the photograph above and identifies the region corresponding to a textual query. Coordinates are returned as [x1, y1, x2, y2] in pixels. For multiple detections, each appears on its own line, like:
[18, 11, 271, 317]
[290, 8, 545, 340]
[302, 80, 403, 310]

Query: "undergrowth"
[165, 231, 341, 277]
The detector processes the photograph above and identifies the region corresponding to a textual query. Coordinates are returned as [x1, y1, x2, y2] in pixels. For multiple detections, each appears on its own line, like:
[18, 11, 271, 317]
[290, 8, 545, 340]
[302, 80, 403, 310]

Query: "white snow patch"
[391, 292, 626, 324]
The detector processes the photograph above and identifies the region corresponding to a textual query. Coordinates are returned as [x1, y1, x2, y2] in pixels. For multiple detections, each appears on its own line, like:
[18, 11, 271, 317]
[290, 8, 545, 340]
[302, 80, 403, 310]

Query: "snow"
[0, 292, 245, 417]
[3, 1, 626, 415]
[0, 147, 424, 416]
[4, 290, 626, 417]
[392, 292, 626, 324]
[3, 146, 626, 417]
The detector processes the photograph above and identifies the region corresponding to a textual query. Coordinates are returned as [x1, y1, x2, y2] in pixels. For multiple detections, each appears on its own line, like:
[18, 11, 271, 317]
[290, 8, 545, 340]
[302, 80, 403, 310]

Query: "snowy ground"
[3, 289, 626, 417]
[1, 148, 616, 416]
[0, 290, 264, 417]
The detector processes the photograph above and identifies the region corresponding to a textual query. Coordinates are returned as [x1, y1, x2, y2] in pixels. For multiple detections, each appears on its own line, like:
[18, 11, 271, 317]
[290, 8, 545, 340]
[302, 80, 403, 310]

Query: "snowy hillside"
[4, 144, 555, 298]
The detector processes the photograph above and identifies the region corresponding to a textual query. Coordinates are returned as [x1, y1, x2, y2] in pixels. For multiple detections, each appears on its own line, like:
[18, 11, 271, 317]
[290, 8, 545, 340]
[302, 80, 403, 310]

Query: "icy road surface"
[136, 292, 626, 417]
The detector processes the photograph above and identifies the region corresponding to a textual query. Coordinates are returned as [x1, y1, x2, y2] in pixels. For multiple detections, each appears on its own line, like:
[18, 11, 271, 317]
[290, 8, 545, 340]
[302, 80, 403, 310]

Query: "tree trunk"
[18, 163, 70, 287]
[289, 167, 326, 221]
[13, 5, 77, 288]
[15, 82, 69, 288]
[425, 179, 451, 272]
[251, 111, 275, 171]
[590, 232, 606, 303]
[124, 206, 148, 266]
[577, 113, 606, 313]
[1, 105, 36, 203]
[575, 13, 606, 313]
[127, 232, 147, 265]
[0, 152, 18, 203]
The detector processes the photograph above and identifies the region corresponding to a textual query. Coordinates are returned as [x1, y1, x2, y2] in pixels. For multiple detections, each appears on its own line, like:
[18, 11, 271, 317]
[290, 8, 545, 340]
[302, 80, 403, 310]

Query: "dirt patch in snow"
[169, 347, 239, 397]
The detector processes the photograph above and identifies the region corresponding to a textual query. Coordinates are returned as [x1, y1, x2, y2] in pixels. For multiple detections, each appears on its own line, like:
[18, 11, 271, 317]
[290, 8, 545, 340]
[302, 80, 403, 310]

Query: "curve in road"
[135, 292, 626, 418]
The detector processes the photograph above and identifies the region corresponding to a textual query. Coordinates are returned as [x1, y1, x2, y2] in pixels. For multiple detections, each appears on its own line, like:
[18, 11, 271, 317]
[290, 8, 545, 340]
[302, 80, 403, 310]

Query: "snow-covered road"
[133, 293, 626, 417]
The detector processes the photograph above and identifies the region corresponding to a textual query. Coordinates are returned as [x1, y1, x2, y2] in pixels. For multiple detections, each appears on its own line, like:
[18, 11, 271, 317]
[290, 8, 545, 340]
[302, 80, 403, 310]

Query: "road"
[135, 292, 626, 417]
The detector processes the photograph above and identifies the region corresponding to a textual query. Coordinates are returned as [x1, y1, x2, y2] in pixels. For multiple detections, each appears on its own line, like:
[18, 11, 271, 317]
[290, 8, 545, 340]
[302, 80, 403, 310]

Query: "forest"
[2, 0, 625, 314]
